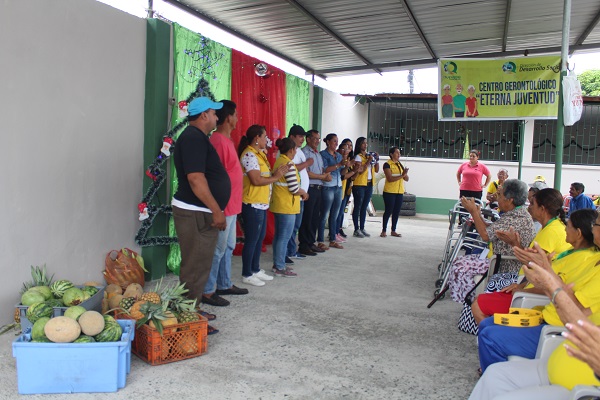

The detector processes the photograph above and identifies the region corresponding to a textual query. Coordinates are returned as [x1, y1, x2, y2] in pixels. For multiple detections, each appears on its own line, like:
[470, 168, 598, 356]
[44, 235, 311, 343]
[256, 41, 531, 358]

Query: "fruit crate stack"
[12, 319, 135, 394]
[111, 280, 208, 365]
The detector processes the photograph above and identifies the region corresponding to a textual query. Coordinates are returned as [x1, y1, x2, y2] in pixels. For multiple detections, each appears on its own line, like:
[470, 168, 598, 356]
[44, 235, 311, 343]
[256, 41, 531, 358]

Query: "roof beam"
[398, 0, 436, 59]
[284, 0, 381, 74]
[502, 0, 512, 52]
[162, 0, 326, 79]
[310, 43, 600, 75]
[571, 6, 600, 54]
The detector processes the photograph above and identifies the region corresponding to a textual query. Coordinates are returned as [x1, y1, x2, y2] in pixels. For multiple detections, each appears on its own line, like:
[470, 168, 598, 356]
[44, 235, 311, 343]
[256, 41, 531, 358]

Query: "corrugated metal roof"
[166, 0, 600, 77]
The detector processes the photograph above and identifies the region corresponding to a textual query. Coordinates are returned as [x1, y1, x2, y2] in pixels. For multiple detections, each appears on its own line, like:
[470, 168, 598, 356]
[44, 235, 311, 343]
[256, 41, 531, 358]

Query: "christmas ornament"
[178, 100, 188, 118]
[161, 137, 173, 157]
[138, 203, 149, 221]
[254, 62, 269, 77]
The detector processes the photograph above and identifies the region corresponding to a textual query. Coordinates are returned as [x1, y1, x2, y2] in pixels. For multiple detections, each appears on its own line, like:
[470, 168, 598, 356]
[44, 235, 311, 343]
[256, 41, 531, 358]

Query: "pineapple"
[21, 264, 54, 294]
[129, 300, 147, 320]
[118, 297, 136, 311]
[14, 308, 21, 324]
[177, 310, 200, 324]
[177, 334, 198, 355]
[140, 291, 161, 304]
[140, 278, 163, 305]
[138, 302, 177, 335]
[160, 281, 196, 313]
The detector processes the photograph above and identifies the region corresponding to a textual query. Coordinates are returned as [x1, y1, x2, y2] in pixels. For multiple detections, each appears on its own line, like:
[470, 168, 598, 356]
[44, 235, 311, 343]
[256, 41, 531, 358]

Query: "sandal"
[380, 232, 387, 237]
[329, 241, 344, 249]
[198, 310, 217, 321]
[207, 325, 219, 335]
[391, 232, 402, 237]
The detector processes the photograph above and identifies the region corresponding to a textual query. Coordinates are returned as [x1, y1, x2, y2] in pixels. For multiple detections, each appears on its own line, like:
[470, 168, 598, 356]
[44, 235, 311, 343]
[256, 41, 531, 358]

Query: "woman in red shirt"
[456, 149, 491, 200]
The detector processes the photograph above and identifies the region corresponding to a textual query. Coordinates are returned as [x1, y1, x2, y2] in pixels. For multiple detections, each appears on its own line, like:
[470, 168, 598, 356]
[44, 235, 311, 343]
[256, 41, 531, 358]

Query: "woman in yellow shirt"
[270, 138, 308, 277]
[238, 125, 288, 287]
[352, 137, 379, 237]
[381, 146, 409, 238]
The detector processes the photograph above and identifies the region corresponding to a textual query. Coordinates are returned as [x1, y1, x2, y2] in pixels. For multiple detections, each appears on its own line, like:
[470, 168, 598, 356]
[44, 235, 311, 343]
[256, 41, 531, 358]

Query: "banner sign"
[438, 55, 561, 121]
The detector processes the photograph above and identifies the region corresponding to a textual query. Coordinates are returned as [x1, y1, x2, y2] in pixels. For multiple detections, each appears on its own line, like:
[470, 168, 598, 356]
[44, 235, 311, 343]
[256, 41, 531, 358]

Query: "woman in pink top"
[456, 149, 491, 200]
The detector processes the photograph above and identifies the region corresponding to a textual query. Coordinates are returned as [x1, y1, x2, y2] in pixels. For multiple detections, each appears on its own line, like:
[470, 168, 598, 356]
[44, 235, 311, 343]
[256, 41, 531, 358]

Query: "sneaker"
[361, 229, 371, 237]
[242, 275, 265, 287]
[285, 256, 294, 265]
[290, 252, 306, 259]
[353, 230, 365, 238]
[254, 269, 274, 281]
[272, 267, 298, 277]
[339, 229, 347, 238]
[335, 234, 347, 243]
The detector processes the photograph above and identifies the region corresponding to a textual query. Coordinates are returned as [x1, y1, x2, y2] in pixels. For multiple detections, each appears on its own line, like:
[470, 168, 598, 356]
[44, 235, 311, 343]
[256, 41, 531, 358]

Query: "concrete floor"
[0, 214, 480, 399]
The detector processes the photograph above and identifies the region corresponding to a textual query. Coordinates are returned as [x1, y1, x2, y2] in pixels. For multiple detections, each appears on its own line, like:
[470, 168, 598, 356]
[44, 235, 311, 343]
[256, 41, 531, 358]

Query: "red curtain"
[231, 50, 287, 246]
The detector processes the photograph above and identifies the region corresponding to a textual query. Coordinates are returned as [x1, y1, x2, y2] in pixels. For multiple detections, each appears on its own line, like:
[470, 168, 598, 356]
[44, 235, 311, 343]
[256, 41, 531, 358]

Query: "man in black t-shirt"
[172, 97, 231, 333]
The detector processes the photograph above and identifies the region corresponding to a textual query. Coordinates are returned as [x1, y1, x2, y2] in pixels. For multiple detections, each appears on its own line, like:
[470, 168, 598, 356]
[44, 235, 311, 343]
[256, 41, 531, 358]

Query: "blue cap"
[188, 97, 223, 116]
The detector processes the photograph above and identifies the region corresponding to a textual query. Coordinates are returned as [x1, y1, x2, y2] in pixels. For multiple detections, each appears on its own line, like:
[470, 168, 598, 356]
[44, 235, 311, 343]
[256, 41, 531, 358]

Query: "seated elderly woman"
[470, 237, 600, 400]
[477, 209, 600, 373]
[448, 179, 536, 304]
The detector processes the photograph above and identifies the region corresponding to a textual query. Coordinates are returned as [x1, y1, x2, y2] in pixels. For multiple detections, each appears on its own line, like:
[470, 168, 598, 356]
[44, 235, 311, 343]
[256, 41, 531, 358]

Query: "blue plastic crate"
[12, 319, 134, 394]
[17, 285, 105, 332]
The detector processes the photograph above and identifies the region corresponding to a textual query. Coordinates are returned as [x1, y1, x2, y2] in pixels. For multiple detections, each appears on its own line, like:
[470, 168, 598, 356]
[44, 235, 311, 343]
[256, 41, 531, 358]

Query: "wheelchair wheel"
[437, 263, 442, 271]
[434, 289, 445, 300]
[435, 279, 444, 288]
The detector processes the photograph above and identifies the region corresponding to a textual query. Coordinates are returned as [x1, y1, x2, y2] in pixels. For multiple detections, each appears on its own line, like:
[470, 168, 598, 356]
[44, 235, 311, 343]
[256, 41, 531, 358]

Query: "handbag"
[457, 255, 503, 335]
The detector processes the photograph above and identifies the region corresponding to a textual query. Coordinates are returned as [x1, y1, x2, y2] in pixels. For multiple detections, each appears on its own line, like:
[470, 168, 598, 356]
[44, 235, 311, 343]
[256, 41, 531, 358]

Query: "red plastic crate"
[132, 315, 207, 365]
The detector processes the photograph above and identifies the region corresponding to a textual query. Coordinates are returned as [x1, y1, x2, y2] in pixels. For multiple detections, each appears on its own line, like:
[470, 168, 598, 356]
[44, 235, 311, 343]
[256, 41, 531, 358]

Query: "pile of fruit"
[18, 265, 101, 322]
[108, 279, 201, 336]
[29, 309, 122, 343]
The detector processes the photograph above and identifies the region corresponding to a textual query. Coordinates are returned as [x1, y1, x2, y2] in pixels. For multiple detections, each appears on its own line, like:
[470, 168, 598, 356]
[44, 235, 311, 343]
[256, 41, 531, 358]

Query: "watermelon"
[94, 323, 122, 342]
[62, 287, 85, 306]
[103, 314, 117, 325]
[50, 280, 74, 299]
[26, 302, 53, 324]
[32, 317, 50, 341]
[31, 337, 53, 343]
[30, 286, 53, 301]
[21, 290, 45, 306]
[45, 298, 64, 308]
[64, 305, 86, 321]
[74, 335, 96, 343]
[81, 286, 99, 297]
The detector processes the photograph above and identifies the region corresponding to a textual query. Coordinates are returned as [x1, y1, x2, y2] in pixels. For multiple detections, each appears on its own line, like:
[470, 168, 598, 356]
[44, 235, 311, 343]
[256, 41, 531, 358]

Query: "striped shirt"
[284, 165, 300, 194]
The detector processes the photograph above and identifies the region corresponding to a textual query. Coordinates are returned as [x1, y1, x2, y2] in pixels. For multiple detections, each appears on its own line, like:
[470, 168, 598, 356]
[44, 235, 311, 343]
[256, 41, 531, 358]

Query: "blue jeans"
[336, 194, 350, 234]
[273, 213, 296, 270]
[241, 204, 267, 278]
[382, 192, 404, 232]
[287, 201, 304, 257]
[203, 215, 236, 294]
[477, 316, 545, 373]
[318, 186, 342, 242]
[352, 184, 373, 231]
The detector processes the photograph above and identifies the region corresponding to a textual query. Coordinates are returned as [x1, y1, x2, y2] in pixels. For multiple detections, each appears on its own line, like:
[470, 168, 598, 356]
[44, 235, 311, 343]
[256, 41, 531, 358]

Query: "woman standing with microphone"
[352, 137, 379, 238]
[381, 147, 409, 238]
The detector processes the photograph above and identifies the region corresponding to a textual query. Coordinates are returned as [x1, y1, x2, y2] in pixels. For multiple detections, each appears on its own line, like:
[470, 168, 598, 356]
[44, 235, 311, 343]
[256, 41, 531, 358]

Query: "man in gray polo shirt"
[298, 129, 331, 255]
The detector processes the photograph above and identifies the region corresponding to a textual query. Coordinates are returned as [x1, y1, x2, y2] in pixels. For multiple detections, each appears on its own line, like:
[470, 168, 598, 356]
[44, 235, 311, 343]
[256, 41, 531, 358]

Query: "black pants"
[298, 186, 322, 250]
[459, 190, 482, 200]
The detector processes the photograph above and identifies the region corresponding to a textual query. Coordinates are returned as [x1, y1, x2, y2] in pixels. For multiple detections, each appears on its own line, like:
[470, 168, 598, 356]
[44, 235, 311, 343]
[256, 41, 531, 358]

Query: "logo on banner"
[443, 61, 458, 75]
[502, 62, 516, 74]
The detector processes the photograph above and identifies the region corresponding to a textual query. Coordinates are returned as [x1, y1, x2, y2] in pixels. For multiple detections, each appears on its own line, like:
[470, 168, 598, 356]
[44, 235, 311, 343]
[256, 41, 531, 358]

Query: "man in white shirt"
[286, 125, 313, 260]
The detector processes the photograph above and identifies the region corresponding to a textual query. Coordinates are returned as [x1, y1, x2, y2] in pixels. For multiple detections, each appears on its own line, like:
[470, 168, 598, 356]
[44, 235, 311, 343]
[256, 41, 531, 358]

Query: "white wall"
[393, 120, 600, 200]
[320, 89, 367, 144]
[0, 0, 146, 323]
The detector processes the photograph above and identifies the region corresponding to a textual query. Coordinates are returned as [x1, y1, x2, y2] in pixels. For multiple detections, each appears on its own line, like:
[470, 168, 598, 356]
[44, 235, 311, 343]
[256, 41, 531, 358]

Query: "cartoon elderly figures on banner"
[442, 84, 453, 118]
[138, 202, 149, 221]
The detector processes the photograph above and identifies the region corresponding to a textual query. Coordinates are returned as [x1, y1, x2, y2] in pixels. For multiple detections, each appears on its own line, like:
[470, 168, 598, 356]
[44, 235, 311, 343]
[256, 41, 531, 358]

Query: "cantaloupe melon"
[44, 316, 81, 343]
[78, 311, 105, 336]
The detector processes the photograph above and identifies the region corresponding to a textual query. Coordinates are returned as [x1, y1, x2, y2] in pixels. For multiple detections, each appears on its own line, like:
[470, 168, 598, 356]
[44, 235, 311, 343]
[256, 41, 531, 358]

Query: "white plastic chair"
[510, 291, 551, 309]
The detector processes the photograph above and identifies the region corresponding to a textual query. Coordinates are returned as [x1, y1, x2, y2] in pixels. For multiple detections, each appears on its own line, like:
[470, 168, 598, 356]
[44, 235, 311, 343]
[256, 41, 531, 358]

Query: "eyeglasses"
[593, 223, 600, 228]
